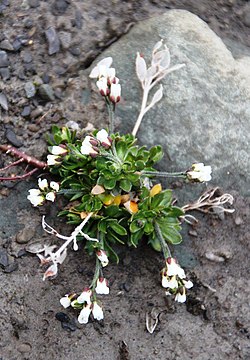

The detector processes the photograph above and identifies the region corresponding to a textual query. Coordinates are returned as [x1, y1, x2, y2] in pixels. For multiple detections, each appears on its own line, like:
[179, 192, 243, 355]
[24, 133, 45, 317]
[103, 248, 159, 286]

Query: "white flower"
[92, 302, 104, 321]
[60, 295, 71, 308]
[109, 83, 121, 103]
[96, 129, 111, 147]
[95, 278, 109, 295]
[175, 288, 187, 303]
[162, 274, 178, 289]
[78, 304, 92, 324]
[96, 250, 109, 267]
[89, 57, 113, 78]
[80, 136, 99, 156]
[77, 289, 92, 304]
[166, 257, 186, 279]
[46, 191, 56, 202]
[51, 145, 67, 155]
[47, 154, 61, 166]
[27, 189, 44, 206]
[96, 77, 109, 96]
[183, 280, 193, 289]
[50, 181, 60, 192]
[187, 163, 212, 182]
[38, 178, 48, 191]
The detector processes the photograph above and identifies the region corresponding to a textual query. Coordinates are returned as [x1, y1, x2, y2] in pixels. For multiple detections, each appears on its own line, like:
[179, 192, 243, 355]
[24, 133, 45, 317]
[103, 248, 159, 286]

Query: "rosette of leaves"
[46, 126, 183, 262]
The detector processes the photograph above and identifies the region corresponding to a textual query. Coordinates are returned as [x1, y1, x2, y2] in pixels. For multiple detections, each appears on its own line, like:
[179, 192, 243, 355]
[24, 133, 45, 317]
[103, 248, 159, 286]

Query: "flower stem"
[132, 87, 149, 137]
[90, 257, 101, 289]
[154, 222, 172, 259]
[141, 170, 186, 178]
[106, 101, 115, 134]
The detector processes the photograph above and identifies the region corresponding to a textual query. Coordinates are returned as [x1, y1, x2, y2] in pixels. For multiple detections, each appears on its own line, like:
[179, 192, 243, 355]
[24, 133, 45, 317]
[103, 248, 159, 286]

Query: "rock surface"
[89, 10, 250, 196]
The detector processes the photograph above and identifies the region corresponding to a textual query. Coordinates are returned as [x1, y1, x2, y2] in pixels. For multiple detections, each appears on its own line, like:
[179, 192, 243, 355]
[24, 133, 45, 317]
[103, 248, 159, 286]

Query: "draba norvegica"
[26, 40, 233, 331]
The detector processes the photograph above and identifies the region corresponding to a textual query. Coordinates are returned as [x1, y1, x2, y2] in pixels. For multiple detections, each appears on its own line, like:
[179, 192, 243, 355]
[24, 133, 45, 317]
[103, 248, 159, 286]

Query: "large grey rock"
[89, 10, 250, 196]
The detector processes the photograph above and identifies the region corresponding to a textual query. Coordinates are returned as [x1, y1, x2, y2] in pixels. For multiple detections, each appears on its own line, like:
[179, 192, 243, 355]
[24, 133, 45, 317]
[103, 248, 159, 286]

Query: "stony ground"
[0, 1, 250, 359]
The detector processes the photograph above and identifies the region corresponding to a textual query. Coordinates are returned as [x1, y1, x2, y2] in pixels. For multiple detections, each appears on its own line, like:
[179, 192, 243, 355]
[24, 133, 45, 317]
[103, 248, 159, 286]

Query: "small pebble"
[45, 27, 60, 55]
[17, 249, 28, 258]
[61, 321, 77, 332]
[12, 39, 22, 51]
[69, 46, 81, 56]
[73, 10, 83, 29]
[24, 81, 36, 98]
[28, 0, 40, 8]
[4, 261, 18, 273]
[21, 105, 31, 117]
[55, 312, 70, 323]
[5, 126, 23, 147]
[188, 229, 198, 237]
[0, 92, 8, 110]
[0, 39, 14, 51]
[205, 251, 225, 262]
[0, 248, 9, 268]
[0, 50, 9, 67]
[234, 216, 243, 225]
[0, 67, 10, 80]
[27, 123, 40, 132]
[59, 31, 72, 50]
[16, 227, 36, 244]
[17, 343, 32, 354]
[51, 0, 69, 16]
[20, 50, 33, 63]
[38, 84, 55, 101]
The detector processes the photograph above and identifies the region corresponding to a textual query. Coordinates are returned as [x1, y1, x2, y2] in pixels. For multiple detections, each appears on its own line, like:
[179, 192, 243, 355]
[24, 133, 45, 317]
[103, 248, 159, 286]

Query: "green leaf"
[148, 236, 162, 252]
[104, 205, 121, 217]
[104, 242, 119, 263]
[149, 145, 163, 164]
[144, 221, 154, 234]
[151, 190, 172, 208]
[98, 220, 107, 233]
[129, 229, 144, 247]
[103, 178, 116, 190]
[109, 221, 127, 236]
[115, 141, 127, 160]
[120, 179, 132, 192]
[130, 219, 146, 233]
[158, 223, 182, 245]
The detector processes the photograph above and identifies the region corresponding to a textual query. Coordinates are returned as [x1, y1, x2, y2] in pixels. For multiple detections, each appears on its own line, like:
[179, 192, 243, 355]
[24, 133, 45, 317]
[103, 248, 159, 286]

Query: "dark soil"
[0, 1, 250, 359]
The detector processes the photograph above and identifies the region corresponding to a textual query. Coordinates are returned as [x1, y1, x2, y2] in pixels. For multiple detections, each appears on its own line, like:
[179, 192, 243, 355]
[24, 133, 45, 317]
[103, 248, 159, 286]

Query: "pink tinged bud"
[47, 155, 61, 166]
[96, 78, 109, 96]
[43, 263, 58, 281]
[95, 278, 109, 295]
[92, 302, 104, 321]
[78, 304, 92, 324]
[51, 145, 67, 155]
[96, 129, 111, 147]
[96, 250, 109, 267]
[110, 83, 121, 103]
[81, 136, 99, 156]
[77, 289, 92, 304]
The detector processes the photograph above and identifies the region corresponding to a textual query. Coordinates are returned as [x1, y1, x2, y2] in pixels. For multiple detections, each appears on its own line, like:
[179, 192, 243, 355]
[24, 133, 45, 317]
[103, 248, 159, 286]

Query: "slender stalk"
[141, 170, 186, 178]
[106, 101, 115, 134]
[90, 258, 101, 289]
[132, 87, 149, 137]
[154, 222, 171, 259]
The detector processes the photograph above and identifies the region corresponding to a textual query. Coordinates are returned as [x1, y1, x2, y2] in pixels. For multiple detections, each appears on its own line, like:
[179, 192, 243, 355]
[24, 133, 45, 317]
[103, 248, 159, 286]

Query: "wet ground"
[0, 1, 250, 359]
